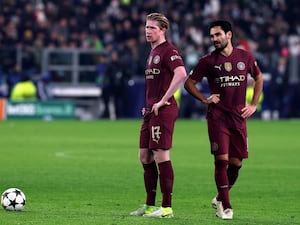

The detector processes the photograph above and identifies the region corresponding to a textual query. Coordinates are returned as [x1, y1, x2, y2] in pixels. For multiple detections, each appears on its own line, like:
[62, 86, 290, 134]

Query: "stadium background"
[0, 0, 299, 120]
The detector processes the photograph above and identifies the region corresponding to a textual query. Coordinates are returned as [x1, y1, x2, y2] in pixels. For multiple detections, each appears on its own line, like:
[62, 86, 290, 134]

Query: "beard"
[214, 40, 228, 52]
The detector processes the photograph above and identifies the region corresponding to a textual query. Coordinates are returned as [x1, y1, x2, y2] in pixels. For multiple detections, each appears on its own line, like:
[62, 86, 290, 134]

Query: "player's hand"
[141, 107, 152, 119]
[205, 94, 220, 104]
[141, 107, 146, 116]
[151, 101, 170, 116]
[241, 105, 257, 118]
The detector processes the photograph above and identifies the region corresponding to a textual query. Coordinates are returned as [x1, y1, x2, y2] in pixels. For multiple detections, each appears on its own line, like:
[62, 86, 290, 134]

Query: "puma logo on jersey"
[214, 64, 222, 71]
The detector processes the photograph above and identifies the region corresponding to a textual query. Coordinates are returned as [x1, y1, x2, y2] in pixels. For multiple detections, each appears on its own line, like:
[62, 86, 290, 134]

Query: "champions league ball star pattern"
[1, 188, 26, 211]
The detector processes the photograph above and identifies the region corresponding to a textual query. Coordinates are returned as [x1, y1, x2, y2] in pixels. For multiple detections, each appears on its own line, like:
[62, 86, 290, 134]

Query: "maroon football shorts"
[139, 104, 178, 150]
[207, 118, 248, 159]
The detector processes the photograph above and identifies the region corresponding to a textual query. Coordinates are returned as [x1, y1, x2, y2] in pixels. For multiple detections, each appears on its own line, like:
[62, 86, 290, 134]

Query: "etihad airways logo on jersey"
[145, 68, 160, 79]
[215, 75, 246, 87]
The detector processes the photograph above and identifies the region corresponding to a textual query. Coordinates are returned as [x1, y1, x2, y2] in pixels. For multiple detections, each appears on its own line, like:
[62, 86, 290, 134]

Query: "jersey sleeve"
[164, 47, 185, 72]
[189, 56, 207, 82]
[248, 53, 262, 79]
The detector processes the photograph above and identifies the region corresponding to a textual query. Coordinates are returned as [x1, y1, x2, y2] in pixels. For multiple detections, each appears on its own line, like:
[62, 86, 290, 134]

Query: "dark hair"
[208, 20, 232, 34]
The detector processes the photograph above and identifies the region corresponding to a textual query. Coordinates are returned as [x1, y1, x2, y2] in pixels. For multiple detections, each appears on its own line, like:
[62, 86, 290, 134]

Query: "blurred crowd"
[0, 0, 300, 118]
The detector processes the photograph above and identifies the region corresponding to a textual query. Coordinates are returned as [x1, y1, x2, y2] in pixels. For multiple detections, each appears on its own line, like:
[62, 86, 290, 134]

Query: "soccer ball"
[1, 188, 26, 211]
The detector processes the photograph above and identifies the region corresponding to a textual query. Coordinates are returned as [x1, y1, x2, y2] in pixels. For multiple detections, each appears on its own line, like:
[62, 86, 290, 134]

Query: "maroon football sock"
[228, 164, 242, 189]
[158, 160, 174, 207]
[215, 160, 231, 209]
[143, 161, 158, 206]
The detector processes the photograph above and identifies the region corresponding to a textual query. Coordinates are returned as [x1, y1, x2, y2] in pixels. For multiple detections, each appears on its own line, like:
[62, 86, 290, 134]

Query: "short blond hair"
[146, 13, 170, 30]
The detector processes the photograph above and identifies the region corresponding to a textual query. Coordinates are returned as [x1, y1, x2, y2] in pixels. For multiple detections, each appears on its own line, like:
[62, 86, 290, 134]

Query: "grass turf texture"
[0, 119, 299, 225]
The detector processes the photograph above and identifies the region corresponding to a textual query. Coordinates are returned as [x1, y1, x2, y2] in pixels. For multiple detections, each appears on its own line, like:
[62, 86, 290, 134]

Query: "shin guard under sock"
[158, 160, 174, 207]
[143, 161, 158, 206]
[215, 160, 231, 209]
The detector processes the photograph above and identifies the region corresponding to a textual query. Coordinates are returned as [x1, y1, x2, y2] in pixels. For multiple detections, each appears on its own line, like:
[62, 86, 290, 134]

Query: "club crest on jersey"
[224, 62, 232, 72]
[237, 62, 245, 70]
[153, 55, 160, 64]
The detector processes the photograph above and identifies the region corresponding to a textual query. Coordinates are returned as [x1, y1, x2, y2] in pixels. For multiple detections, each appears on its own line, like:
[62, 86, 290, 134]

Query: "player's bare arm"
[184, 77, 220, 104]
[152, 66, 187, 116]
[241, 72, 264, 118]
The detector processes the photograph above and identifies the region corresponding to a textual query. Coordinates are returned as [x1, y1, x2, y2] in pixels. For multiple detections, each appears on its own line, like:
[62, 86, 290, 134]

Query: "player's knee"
[228, 163, 242, 172]
[229, 157, 242, 167]
[153, 149, 170, 163]
[215, 153, 229, 161]
[139, 148, 154, 164]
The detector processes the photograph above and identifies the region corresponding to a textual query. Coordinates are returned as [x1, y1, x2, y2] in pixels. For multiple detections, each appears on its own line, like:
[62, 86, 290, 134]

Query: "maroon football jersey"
[189, 48, 261, 128]
[145, 41, 185, 107]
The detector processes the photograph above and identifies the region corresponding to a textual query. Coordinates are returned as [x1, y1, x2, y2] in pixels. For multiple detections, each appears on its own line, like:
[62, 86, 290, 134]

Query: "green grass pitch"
[0, 119, 299, 225]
